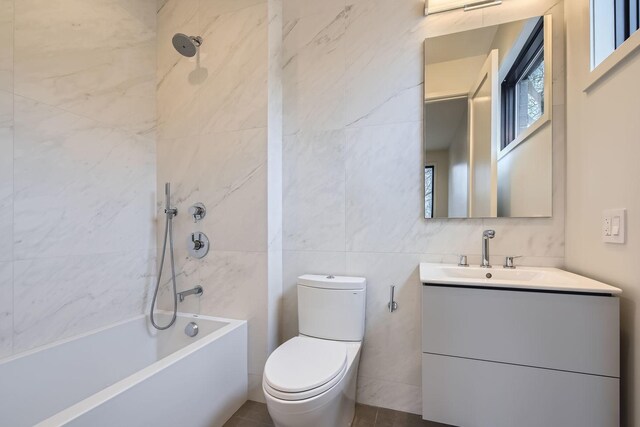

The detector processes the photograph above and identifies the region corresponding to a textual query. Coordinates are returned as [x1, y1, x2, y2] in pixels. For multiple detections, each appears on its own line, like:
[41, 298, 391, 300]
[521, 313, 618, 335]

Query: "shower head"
[172, 33, 203, 57]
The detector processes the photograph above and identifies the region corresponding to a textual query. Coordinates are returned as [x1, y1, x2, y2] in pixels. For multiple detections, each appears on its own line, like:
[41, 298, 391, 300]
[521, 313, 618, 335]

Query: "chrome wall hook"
[388, 285, 398, 313]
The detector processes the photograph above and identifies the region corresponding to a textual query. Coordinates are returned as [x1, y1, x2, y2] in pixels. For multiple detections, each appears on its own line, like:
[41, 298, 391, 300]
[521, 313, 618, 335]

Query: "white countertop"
[420, 263, 622, 295]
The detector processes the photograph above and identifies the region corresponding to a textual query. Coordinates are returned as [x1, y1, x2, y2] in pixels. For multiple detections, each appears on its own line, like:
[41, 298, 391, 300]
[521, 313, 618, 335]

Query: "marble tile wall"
[282, 0, 566, 414]
[156, 0, 282, 401]
[0, 0, 157, 358]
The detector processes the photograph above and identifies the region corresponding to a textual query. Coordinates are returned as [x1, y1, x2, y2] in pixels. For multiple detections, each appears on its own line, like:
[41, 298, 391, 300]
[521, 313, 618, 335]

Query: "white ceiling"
[425, 25, 499, 65]
[425, 97, 467, 151]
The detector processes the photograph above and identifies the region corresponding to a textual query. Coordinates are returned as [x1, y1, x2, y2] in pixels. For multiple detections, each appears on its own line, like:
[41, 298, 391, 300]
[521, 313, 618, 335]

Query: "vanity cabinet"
[421, 284, 620, 427]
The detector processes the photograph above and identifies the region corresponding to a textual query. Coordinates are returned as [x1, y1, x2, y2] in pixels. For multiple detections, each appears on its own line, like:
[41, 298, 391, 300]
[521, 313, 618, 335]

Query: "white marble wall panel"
[197, 2, 268, 134]
[283, 130, 346, 251]
[156, 0, 276, 401]
[12, 252, 154, 353]
[282, 0, 566, 413]
[345, 123, 423, 253]
[0, 262, 12, 358]
[0, 90, 12, 262]
[344, 0, 427, 128]
[157, 129, 267, 255]
[0, 0, 157, 358]
[13, 97, 156, 260]
[283, 1, 346, 134]
[156, 0, 200, 140]
[267, 0, 284, 357]
[13, 0, 156, 135]
[0, 0, 12, 92]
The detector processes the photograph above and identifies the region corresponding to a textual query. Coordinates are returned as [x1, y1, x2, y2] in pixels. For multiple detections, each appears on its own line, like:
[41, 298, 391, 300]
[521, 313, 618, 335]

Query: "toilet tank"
[297, 275, 366, 341]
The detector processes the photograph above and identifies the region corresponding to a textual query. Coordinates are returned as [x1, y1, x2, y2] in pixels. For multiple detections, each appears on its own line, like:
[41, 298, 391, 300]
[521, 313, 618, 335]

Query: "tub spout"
[178, 285, 203, 302]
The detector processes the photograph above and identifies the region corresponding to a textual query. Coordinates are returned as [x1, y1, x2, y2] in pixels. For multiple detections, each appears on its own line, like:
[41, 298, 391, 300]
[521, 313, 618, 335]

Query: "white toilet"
[263, 274, 366, 427]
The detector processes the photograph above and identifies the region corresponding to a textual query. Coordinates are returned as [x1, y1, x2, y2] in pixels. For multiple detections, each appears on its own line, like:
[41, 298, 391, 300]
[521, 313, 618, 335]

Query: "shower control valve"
[188, 232, 210, 259]
[188, 203, 206, 222]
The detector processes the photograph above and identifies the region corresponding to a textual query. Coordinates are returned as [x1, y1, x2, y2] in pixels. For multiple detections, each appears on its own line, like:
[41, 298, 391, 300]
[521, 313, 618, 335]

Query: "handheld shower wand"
[150, 183, 179, 330]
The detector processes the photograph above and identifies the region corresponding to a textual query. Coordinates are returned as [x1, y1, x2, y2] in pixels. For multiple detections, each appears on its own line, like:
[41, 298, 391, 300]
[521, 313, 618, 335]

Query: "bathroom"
[0, 0, 637, 425]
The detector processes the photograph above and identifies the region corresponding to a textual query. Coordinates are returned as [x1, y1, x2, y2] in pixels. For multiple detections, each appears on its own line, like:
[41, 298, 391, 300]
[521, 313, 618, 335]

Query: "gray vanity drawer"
[422, 285, 619, 377]
[422, 353, 619, 427]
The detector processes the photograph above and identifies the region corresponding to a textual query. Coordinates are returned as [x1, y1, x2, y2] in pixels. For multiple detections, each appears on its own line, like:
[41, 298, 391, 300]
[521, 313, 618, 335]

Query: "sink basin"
[420, 263, 622, 295]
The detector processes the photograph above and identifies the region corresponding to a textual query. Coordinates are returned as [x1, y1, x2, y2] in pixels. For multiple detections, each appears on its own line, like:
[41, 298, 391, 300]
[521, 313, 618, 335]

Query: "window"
[424, 165, 434, 218]
[615, 0, 640, 47]
[592, 0, 640, 68]
[501, 18, 544, 150]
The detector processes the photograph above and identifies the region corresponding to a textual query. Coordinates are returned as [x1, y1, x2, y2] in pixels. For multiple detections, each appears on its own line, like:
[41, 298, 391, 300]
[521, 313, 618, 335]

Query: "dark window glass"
[615, 0, 640, 48]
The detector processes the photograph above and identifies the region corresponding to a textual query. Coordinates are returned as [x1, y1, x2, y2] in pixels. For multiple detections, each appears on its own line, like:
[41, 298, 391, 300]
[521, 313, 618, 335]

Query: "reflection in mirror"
[424, 16, 553, 219]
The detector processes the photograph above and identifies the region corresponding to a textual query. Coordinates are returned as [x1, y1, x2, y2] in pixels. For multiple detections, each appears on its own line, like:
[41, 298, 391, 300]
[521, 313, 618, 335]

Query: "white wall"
[565, 1, 640, 425]
[155, 0, 282, 401]
[0, 0, 157, 357]
[448, 117, 469, 217]
[282, 0, 565, 414]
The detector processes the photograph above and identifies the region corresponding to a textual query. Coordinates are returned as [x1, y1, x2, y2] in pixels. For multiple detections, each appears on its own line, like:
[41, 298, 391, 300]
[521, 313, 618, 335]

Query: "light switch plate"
[602, 209, 626, 244]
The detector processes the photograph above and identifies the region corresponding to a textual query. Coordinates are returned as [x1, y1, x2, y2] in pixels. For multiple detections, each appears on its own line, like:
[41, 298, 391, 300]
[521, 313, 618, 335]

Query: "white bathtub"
[0, 312, 248, 427]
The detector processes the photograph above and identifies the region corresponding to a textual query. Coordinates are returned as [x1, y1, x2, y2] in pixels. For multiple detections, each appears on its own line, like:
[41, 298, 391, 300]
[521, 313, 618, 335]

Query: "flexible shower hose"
[150, 210, 178, 330]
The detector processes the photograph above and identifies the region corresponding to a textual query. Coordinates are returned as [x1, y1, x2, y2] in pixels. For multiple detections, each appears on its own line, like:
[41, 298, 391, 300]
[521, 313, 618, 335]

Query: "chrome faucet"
[481, 230, 495, 268]
[177, 285, 204, 302]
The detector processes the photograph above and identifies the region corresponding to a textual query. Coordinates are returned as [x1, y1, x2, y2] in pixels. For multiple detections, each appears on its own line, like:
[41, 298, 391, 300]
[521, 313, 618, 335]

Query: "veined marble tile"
[154, 251, 269, 376]
[195, 251, 268, 375]
[344, 0, 427, 128]
[483, 218, 564, 259]
[13, 97, 156, 260]
[14, 0, 156, 135]
[400, 218, 487, 255]
[199, 0, 266, 20]
[356, 375, 422, 415]
[248, 373, 266, 403]
[283, 130, 346, 251]
[422, 5, 483, 38]
[0, 90, 12, 262]
[12, 251, 154, 353]
[345, 122, 423, 253]
[283, 0, 344, 21]
[157, 0, 169, 13]
[196, 3, 268, 134]
[156, 0, 199, 88]
[0, 0, 13, 92]
[283, 4, 346, 134]
[0, 262, 12, 358]
[346, 252, 422, 387]
[157, 128, 268, 254]
[281, 250, 347, 342]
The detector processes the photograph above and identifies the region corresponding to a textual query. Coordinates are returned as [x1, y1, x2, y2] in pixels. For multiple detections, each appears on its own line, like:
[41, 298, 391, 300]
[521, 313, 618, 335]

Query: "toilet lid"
[264, 336, 347, 394]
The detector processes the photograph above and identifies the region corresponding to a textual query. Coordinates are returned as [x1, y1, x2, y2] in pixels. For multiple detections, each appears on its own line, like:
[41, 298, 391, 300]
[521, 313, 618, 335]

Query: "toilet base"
[264, 345, 360, 427]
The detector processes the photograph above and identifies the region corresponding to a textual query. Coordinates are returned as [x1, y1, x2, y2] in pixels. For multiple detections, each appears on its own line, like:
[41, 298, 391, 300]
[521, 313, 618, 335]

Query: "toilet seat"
[263, 336, 348, 401]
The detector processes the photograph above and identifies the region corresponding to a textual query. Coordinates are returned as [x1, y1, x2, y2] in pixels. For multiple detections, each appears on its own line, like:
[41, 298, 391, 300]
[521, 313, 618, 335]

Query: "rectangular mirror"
[424, 15, 553, 218]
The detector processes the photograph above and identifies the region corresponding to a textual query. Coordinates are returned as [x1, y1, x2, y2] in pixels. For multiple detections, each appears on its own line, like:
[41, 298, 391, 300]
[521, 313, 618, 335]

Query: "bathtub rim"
[2, 311, 247, 427]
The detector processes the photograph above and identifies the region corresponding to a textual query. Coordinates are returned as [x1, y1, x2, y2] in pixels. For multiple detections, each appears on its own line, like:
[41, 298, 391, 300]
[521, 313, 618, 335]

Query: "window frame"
[500, 17, 545, 151]
[424, 165, 435, 218]
[588, 0, 640, 90]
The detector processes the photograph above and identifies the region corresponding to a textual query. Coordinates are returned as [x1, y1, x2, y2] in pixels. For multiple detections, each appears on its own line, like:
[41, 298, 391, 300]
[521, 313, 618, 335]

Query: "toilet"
[263, 274, 366, 427]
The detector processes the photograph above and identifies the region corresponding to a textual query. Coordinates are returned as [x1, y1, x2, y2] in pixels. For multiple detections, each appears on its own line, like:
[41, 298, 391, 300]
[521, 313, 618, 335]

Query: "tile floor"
[223, 400, 451, 427]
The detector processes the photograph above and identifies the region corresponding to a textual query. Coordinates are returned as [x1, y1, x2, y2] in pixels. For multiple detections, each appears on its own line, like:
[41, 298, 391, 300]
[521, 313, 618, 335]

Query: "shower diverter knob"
[188, 232, 209, 259]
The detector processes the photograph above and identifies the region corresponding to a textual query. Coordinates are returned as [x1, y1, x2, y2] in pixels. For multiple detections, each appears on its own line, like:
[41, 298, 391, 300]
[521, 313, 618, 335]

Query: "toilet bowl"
[263, 275, 366, 427]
